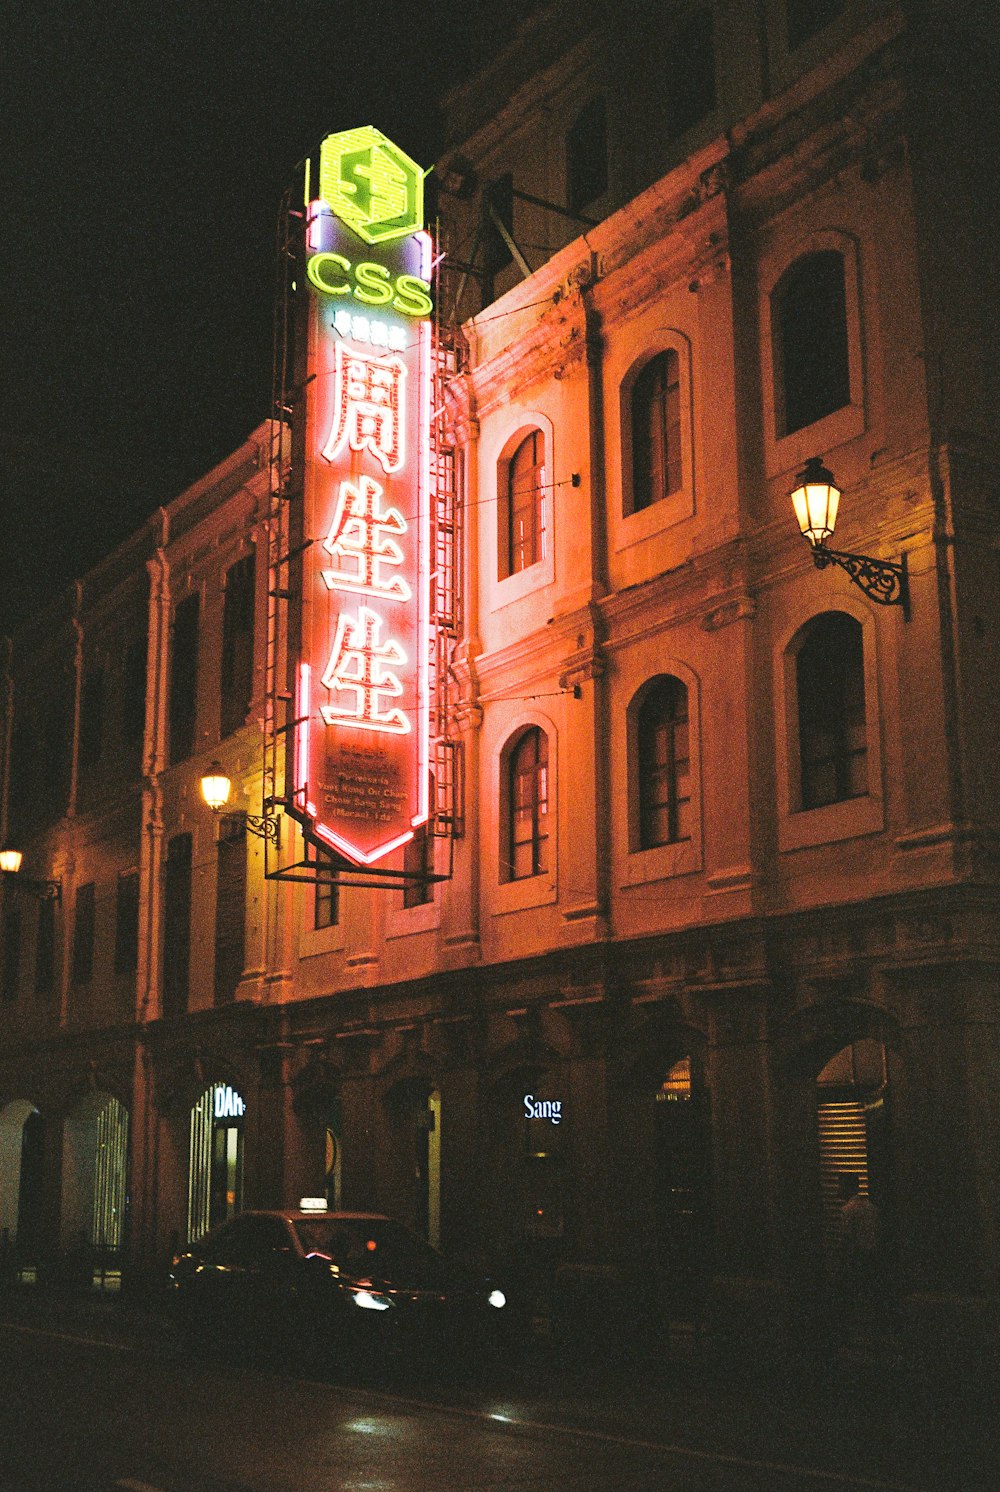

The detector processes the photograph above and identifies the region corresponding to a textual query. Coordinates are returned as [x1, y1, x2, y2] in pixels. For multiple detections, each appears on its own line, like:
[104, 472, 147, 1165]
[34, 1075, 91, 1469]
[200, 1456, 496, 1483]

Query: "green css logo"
[318, 127, 424, 244]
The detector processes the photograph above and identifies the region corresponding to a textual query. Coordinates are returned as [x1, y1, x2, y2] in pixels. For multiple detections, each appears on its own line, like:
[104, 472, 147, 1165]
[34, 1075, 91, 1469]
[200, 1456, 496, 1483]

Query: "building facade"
[1, 0, 998, 1372]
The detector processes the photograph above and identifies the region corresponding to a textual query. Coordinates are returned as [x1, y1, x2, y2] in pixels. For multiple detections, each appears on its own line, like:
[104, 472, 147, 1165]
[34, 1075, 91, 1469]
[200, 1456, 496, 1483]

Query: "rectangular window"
[220, 551, 256, 738]
[214, 817, 247, 1004]
[114, 870, 140, 976]
[2, 907, 21, 1003]
[314, 850, 340, 931]
[80, 666, 105, 768]
[162, 833, 193, 1018]
[72, 882, 96, 985]
[403, 825, 433, 908]
[35, 899, 55, 994]
[169, 593, 200, 765]
[665, 9, 716, 138]
[786, 0, 845, 50]
[122, 630, 147, 744]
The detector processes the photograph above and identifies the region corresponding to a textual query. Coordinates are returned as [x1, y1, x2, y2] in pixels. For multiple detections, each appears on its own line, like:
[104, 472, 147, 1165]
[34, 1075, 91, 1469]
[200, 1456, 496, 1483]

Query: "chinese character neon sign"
[290, 128, 433, 866]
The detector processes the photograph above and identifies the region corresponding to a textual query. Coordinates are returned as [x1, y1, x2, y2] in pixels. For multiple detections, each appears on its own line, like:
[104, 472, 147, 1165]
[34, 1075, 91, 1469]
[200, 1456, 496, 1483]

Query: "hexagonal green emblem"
[318, 127, 424, 244]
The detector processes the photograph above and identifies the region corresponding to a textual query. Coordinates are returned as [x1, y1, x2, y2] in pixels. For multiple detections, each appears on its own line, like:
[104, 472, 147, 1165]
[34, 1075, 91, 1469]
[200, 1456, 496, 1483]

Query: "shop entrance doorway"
[188, 1084, 245, 1243]
[0, 1102, 44, 1282]
[62, 1092, 129, 1290]
[815, 1038, 891, 1276]
[650, 1057, 712, 1326]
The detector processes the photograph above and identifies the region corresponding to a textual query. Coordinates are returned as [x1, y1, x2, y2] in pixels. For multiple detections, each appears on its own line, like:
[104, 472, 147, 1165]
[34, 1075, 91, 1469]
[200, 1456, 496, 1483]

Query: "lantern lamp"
[199, 764, 278, 843]
[200, 764, 232, 813]
[790, 457, 910, 617]
[0, 849, 60, 901]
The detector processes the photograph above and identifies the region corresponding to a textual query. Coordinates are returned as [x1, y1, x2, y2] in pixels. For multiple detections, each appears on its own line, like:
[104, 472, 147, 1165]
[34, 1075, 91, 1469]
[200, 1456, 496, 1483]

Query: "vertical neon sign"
[292, 128, 432, 864]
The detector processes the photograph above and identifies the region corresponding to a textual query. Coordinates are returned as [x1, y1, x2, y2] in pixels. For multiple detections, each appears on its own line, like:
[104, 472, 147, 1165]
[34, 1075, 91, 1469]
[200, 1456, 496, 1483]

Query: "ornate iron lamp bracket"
[811, 544, 910, 619]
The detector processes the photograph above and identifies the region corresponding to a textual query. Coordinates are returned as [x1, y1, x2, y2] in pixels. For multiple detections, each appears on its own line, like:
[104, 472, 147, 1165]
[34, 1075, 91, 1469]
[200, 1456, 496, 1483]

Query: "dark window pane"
[80, 668, 105, 768]
[403, 777, 435, 908]
[214, 817, 246, 1005]
[2, 907, 21, 1003]
[114, 871, 139, 976]
[507, 728, 548, 880]
[775, 251, 850, 436]
[122, 630, 147, 744]
[169, 594, 200, 765]
[567, 97, 607, 214]
[34, 899, 55, 994]
[796, 613, 867, 809]
[637, 678, 691, 848]
[786, 0, 845, 50]
[502, 430, 545, 577]
[162, 833, 192, 1017]
[665, 9, 716, 137]
[221, 551, 256, 739]
[72, 883, 95, 985]
[631, 351, 681, 512]
[314, 849, 340, 931]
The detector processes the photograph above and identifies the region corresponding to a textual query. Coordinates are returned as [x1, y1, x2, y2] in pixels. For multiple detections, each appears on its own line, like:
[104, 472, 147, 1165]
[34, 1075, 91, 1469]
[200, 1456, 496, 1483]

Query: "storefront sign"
[292, 127, 432, 865]
[213, 1085, 246, 1121]
[524, 1095, 563, 1125]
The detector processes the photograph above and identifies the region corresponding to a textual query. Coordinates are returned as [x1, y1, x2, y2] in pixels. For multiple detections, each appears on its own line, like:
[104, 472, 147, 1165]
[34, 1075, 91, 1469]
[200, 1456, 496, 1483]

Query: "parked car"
[167, 1207, 520, 1372]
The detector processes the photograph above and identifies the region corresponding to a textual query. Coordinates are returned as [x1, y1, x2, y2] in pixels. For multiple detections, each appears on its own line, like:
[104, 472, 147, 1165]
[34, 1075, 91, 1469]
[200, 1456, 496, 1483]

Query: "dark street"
[0, 1293, 994, 1491]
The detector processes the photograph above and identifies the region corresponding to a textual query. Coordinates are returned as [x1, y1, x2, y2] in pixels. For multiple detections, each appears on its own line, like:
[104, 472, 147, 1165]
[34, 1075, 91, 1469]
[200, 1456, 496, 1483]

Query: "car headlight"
[488, 1289, 506, 1309]
[350, 1288, 394, 1311]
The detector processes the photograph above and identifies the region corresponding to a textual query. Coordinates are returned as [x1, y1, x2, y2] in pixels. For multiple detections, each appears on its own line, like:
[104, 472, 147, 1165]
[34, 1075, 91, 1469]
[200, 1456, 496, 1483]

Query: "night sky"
[3, 0, 477, 636]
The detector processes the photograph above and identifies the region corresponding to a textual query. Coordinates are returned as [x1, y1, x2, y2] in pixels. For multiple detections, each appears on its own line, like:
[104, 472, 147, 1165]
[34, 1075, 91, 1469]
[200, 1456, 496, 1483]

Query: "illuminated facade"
[1, 0, 999, 1377]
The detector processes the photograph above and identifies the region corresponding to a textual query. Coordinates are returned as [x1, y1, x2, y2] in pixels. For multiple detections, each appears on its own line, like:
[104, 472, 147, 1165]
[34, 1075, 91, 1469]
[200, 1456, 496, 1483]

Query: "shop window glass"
[796, 612, 867, 809]
[630, 351, 681, 512]
[637, 677, 691, 847]
[774, 251, 850, 436]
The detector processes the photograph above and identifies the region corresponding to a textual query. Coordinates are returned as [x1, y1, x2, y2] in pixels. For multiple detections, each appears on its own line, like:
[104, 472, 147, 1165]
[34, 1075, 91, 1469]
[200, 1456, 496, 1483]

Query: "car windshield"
[292, 1217, 447, 1286]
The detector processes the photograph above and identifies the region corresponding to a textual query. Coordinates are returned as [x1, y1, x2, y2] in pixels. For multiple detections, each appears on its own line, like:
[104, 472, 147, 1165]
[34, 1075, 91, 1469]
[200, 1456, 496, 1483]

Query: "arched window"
[505, 727, 549, 880]
[500, 430, 546, 578]
[637, 678, 691, 847]
[773, 250, 850, 436]
[796, 613, 867, 809]
[631, 351, 682, 512]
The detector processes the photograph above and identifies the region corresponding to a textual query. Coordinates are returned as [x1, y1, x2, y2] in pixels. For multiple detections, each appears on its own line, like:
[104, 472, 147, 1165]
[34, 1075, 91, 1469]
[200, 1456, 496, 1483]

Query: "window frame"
[498, 428, 546, 581]
[618, 335, 695, 541]
[760, 230, 865, 478]
[491, 716, 558, 914]
[776, 604, 884, 852]
[636, 676, 693, 849]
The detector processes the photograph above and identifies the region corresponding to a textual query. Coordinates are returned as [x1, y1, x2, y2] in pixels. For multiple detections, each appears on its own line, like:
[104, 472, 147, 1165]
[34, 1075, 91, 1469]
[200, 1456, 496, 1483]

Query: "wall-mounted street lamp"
[199, 764, 280, 843]
[791, 457, 910, 619]
[0, 849, 61, 902]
